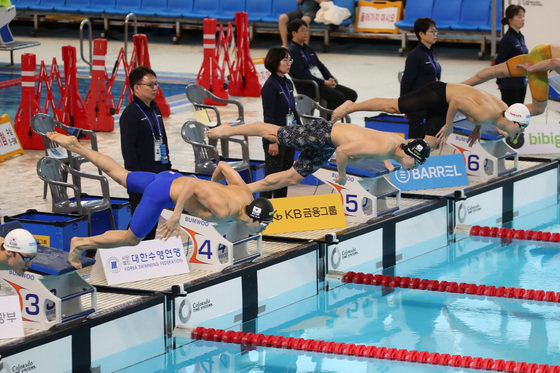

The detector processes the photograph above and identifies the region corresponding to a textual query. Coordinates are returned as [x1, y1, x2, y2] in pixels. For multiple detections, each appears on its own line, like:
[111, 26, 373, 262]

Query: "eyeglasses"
[428, 29, 438, 34]
[17, 252, 36, 263]
[139, 81, 159, 88]
[515, 121, 528, 130]
[282, 58, 294, 64]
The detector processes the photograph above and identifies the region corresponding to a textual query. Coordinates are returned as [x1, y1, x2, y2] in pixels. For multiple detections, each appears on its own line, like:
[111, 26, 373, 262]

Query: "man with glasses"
[208, 119, 430, 188]
[332, 82, 531, 148]
[0, 228, 37, 275]
[46, 132, 275, 269]
[120, 66, 172, 240]
[287, 19, 357, 112]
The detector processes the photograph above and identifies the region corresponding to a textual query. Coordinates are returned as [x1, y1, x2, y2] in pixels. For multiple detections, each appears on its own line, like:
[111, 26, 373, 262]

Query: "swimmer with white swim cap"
[0, 228, 37, 275]
[332, 82, 530, 148]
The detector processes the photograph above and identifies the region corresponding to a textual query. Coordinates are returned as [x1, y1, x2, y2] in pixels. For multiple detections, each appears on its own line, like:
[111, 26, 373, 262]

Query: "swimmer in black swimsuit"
[47, 132, 275, 269]
[207, 119, 430, 189]
[332, 82, 530, 147]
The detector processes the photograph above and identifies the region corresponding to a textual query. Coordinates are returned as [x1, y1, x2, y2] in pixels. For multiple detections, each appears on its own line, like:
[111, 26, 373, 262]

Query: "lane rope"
[174, 325, 559, 373]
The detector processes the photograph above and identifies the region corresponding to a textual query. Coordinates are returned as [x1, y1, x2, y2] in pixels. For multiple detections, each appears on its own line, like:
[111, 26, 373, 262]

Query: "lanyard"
[299, 46, 312, 66]
[276, 79, 296, 114]
[134, 102, 163, 140]
[426, 52, 441, 79]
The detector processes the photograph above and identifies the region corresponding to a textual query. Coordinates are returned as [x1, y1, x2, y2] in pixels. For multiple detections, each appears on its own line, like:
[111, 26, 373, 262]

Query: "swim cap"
[245, 197, 275, 222]
[3, 229, 37, 254]
[505, 103, 530, 125]
[401, 138, 431, 165]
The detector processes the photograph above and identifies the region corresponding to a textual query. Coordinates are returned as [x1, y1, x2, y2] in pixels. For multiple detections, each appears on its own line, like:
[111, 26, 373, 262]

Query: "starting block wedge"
[447, 119, 518, 178]
[313, 159, 401, 223]
[0, 269, 96, 330]
[160, 210, 262, 272]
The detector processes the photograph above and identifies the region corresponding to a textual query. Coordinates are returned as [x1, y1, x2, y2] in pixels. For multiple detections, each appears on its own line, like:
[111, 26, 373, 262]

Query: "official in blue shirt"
[288, 19, 357, 112]
[495, 4, 528, 106]
[260, 47, 298, 198]
[400, 18, 441, 139]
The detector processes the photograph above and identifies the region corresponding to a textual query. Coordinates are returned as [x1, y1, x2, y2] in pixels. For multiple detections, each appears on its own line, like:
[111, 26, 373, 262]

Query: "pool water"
[0, 71, 191, 120]
[111, 200, 560, 372]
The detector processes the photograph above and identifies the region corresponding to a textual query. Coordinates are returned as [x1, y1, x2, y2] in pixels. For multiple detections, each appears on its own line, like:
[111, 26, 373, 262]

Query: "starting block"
[313, 159, 401, 223]
[447, 119, 518, 178]
[160, 210, 262, 272]
[0, 270, 96, 330]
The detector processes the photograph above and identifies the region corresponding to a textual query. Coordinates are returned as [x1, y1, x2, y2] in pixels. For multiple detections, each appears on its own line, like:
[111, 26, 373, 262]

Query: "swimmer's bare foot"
[68, 237, 86, 269]
[206, 122, 233, 140]
[46, 132, 82, 153]
[331, 100, 353, 123]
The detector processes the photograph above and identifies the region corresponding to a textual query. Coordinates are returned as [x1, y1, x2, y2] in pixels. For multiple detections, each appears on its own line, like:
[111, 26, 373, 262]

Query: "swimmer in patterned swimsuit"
[207, 119, 430, 190]
[462, 44, 560, 116]
[47, 132, 275, 269]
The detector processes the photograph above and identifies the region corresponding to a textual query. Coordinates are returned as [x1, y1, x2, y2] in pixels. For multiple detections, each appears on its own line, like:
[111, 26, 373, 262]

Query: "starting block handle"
[59, 287, 95, 302]
[233, 235, 260, 246]
[233, 253, 260, 266]
[61, 308, 95, 323]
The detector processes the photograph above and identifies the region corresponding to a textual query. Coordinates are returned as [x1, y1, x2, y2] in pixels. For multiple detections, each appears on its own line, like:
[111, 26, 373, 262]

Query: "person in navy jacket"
[400, 17, 441, 139]
[260, 47, 298, 198]
[288, 19, 357, 112]
[495, 4, 528, 106]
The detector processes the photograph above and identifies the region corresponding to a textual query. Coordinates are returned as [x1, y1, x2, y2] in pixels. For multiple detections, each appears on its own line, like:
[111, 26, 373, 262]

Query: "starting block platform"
[160, 210, 263, 272]
[447, 119, 518, 178]
[312, 159, 401, 223]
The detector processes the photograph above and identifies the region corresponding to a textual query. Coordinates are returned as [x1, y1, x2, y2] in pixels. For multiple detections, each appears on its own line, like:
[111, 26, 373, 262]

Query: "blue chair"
[157, 0, 193, 18]
[11, 0, 41, 11]
[217, 0, 246, 21]
[63, 0, 90, 13]
[431, 0, 461, 30]
[479, 0, 501, 32]
[394, 0, 434, 29]
[453, 0, 490, 31]
[136, 0, 167, 16]
[183, 0, 220, 19]
[246, 0, 272, 22]
[261, 0, 293, 23]
[29, 0, 64, 11]
[105, 0, 141, 15]
[81, 0, 117, 14]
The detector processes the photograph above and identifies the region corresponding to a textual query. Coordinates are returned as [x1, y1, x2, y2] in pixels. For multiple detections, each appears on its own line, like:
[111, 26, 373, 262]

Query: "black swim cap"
[401, 138, 430, 165]
[245, 197, 275, 222]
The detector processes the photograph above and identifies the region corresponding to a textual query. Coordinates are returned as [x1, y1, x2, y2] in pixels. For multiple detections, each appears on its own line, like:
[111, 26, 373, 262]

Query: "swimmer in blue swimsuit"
[47, 132, 275, 269]
[207, 119, 430, 188]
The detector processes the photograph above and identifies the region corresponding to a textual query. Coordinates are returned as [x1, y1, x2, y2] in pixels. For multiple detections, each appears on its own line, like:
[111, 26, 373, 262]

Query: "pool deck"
[1, 25, 560, 371]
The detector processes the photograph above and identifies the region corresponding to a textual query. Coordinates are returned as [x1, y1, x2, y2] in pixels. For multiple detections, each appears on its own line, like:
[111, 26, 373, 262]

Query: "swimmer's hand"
[435, 123, 453, 148]
[334, 173, 347, 186]
[206, 122, 232, 140]
[515, 62, 533, 72]
[384, 159, 395, 172]
[157, 216, 181, 240]
[467, 125, 482, 147]
[68, 237, 84, 270]
[331, 100, 352, 123]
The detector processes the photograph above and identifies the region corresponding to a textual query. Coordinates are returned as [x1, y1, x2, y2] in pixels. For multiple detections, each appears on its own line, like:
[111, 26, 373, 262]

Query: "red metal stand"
[85, 39, 115, 131]
[14, 53, 43, 149]
[57, 46, 90, 130]
[228, 12, 261, 97]
[197, 18, 228, 105]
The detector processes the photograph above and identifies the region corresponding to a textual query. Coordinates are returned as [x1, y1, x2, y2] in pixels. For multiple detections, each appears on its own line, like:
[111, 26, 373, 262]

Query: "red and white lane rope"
[174, 325, 559, 372]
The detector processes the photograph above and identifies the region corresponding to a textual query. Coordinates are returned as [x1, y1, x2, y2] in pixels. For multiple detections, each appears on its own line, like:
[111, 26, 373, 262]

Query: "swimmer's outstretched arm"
[207, 121, 280, 143]
[517, 58, 560, 73]
[247, 168, 303, 193]
[461, 63, 510, 86]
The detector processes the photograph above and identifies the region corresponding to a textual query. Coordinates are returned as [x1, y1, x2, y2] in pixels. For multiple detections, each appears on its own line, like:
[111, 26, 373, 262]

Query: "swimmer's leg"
[68, 229, 142, 269]
[47, 132, 130, 187]
[461, 62, 511, 86]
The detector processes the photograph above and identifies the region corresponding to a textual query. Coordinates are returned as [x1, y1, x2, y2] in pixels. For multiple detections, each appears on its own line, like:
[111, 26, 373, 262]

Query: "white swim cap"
[3, 229, 37, 254]
[505, 103, 530, 125]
